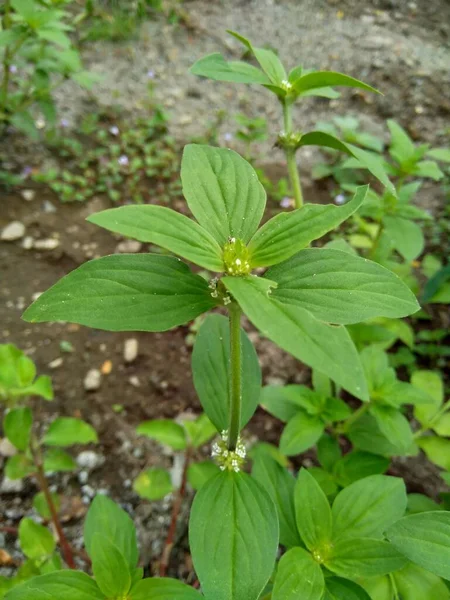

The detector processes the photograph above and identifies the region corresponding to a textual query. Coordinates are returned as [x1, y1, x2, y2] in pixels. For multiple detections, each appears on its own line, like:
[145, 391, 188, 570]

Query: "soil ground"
[1, 0, 449, 578]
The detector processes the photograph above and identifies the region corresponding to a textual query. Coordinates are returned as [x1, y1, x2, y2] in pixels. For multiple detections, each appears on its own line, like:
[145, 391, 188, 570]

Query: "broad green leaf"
[377, 380, 434, 408]
[133, 468, 173, 501]
[332, 475, 407, 542]
[87, 205, 224, 272]
[248, 186, 367, 267]
[181, 144, 266, 245]
[272, 547, 325, 600]
[387, 119, 416, 163]
[412, 370, 443, 426]
[37, 28, 71, 48]
[317, 434, 342, 471]
[43, 448, 77, 473]
[413, 160, 444, 180]
[308, 467, 339, 499]
[252, 453, 301, 548]
[427, 148, 450, 163]
[190, 52, 270, 84]
[131, 577, 202, 599]
[189, 472, 278, 600]
[295, 468, 332, 550]
[5, 454, 34, 480]
[280, 411, 324, 456]
[25, 375, 53, 400]
[260, 385, 312, 423]
[298, 133, 394, 192]
[19, 519, 55, 559]
[349, 413, 413, 457]
[187, 461, 221, 491]
[370, 404, 413, 452]
[407, 493, 443, 515]
[43, 417, 97, 447]
[33, 491, 61, 520]
[3, 572, 104, 600]
[91, 534, 131, 598]
[192, 314, 261, 431]
[223, 276, 369, 401]
[301, 86, 341, 99]
[312, 370, 332, 397]
[393, 563, 450, 600]
[136, 420, 187, 451]
[383, 216, 424, 262]
[360, 344, 393, 392]
[333, 451, 389, 488]
[324, 577, 371, 600]
[4, 407, 32, 451]
[266, 248, 419, 324]
[227, 30, 287, 85]
[23, 254, 216, 332]
[182, 413, 217, 448]
[386, 512, 450, 580]
[325, 538, 407, 578]
[84, 495, 138, 571]
[293, 71, 379, 95]
[359, 575, 393, 600]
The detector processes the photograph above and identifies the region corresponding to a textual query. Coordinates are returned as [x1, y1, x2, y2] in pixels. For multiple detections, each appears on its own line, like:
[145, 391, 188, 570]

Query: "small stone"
[21, 189, 35, 202]
[81, 485, 95, 499]
[43, 200, 56, 213]
[76, 451, 105, 471]
[1, 477, 24, 494]
[34, 238, 60, 250]
[115, 239, 142, 253]
[31, 291, 43, 301]
[78, 471, 89, 485]
[84, 369, 102, 391]
[178, 115, 193, 125]
[22, 236, 34, 250]
[48, 357, 63, 369]
[0, 438, 17, 457]
[129, 375, 140, 387]
[124, 338, 138, 363]
[101, 360, 113, 375]
[1, 221, 25, 241]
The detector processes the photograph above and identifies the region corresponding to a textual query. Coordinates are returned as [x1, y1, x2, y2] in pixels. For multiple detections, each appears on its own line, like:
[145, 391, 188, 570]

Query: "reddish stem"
[159, 447, 191, 577]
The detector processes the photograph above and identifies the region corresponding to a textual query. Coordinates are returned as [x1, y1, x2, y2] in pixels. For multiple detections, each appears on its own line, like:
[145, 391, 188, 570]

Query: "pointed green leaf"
[87, 205, 224, 272]
[91, 533, 131, 598]
[181, 144, 266, 245]
[349, 413, 412, 457]
[317, 434, 342, 471]
[32, 492, 61, 520]
[293, 71, 380, 95]
[325, 538, 407, 578]
[4, 407, 32, 451]
[299, 132, 394, 192]
[136, 420, 187, 450]
[332, 475, 407, 542]
[252, 452, 301, 548]
[383, 216, 424, 261]
[190, 52, 270, 84]
[133, 468, 173, 501]
[5, 454, 34, 480]
[189, 472, 278, 600]
[369, 404, 413, 452]
[333, 451, 389, 487]
[386, 512, 450, 580]
[43, 448, 77, 473]
[324, 577, 371, 600]
[248, 186, 367, 267]
[43, 417, 97, 447]
[427, 148, 450, 163]
[266, 248, 419, 324]
[295, 468, 332, 550]
[260, 385, 309, 423]
[19, 518, 55, 559]
[182, 413, 217, 448]
[280, 411, 324, 456]
[187, 461, 221, 491]
[23, 254, 216, 332]
[227, 30, 287, 85]
[272, 547, 325, 600]
[3, 572, 104, 600]
[131, 577, 203, 600]
[387, 120, 416, 163]
[393, 563, 450, 599]
[222, 276, 369, 401]
[192, 314, 261, 431]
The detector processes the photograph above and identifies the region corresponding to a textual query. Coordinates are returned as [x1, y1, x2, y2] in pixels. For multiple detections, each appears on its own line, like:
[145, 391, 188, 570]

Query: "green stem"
[227, 302, 242, 451]
[368, 221, 383, 260]
[339, 402, 370, 435]
[282, 100, 303, 208]
[413, 399, 450, 440]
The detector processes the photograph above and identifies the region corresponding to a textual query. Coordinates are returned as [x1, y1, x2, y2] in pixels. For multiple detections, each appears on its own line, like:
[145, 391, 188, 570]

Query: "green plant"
[0, 0, 97, 138]
[190, 30, 393, 208]
[1, 343, 97, 571]
[13, 143, 433, 598]
[233, 113, 268, 161]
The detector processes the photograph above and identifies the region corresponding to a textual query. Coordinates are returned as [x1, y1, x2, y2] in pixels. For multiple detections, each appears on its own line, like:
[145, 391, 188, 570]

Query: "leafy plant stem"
[413, 399, 450, 439]
[30, 440, 76, 569]
[159, 446, 192, 577]
[0, 0, 12, 126]
[282, 100, 303, 208]
[227, 301, 242, 451]
[339, 402, 370, 434]
[368, 221, 384, 260]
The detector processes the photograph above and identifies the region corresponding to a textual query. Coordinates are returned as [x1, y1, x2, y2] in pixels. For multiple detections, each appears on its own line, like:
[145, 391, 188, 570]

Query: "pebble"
[360, 35, 393, 50]
[0, 438, 17, 457]
[43, 200, 57, 213]
[21, 237, 34, 250]
[84, 368, 102, 391]
[34, 238, 60, 250]
[1, 221, 25, 241]
[76, 451, 105, 471]
[81, 485, 96, 499]
[0, 477, 24, 494]
[78, 471, 89, 485]
[129, 375, 141, 387]
[124, 338, 139, 363]
[21, 189, 35, 202]
[116, 239, 142, 253]
[48, 357, 63, 369]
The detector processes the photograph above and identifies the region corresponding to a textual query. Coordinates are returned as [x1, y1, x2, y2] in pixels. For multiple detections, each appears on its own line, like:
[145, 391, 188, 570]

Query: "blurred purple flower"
[109, 125, 119, 136]
[21, 166, 32, 178]
[223, 132, 233, 142]
[334, 193, 346, 205]
[60, 118, 70, 128]
[147, 70, 155, 79]
[280, 196, 293, 208]
[9, 65, 18, 74]
[118, 155, 129, 166]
